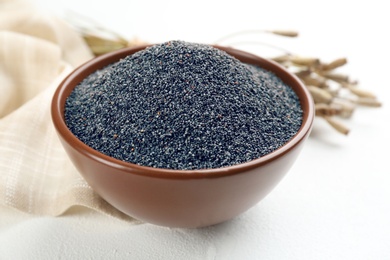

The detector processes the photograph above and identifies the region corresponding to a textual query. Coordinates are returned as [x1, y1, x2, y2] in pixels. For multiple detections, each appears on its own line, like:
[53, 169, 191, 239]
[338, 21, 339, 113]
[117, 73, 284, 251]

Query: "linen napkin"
[0, 0, 134, 221]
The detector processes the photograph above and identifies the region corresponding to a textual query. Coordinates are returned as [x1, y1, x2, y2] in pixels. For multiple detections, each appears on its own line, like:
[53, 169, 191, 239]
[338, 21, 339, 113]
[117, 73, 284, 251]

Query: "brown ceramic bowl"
[51, 44, 314, 228]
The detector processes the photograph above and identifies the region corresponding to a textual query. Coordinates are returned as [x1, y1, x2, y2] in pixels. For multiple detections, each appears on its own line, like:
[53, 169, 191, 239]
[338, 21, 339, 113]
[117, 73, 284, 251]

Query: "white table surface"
[1, 0, 389, 259]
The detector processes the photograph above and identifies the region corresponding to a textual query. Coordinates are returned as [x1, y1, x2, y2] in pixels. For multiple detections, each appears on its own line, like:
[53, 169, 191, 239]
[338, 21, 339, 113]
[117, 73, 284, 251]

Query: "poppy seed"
[65, 41, 302, 170]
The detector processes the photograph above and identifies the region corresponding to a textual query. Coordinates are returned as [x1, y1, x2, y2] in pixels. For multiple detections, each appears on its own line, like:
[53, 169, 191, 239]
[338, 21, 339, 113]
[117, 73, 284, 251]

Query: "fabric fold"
[0, 1, 135, 222]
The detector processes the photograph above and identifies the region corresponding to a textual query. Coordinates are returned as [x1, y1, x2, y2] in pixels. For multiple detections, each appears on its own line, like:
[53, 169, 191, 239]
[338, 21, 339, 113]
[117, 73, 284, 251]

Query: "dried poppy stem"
[315, 103, 340, 117]
[266, 30, 299, 37]
[354, 97, 382, 107]
[289, 56, 320, 67]
[272, 54, 293, 63]
[320, 72, 350, 83]
[321, 58, 348, 71]
[331, 99, 355, 118]
[83, 34, 128, 56]
[344, 84, 378, 99]
[322, 116, 350, 135]
[294, 70, 312, 78]
[307, 86, 333, 103]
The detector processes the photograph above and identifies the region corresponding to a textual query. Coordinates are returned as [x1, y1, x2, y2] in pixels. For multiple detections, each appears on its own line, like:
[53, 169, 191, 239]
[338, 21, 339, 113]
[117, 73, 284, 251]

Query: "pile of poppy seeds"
[65, 41, 302, 170]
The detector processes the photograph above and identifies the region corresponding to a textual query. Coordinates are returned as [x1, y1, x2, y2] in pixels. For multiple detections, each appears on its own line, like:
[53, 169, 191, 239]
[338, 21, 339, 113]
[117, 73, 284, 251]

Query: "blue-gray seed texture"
[65, 40, 302, 170]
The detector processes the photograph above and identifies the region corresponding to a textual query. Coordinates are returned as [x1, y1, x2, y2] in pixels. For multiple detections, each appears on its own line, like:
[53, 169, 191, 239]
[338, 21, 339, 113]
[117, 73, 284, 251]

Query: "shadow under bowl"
[51, 44, 314, 228]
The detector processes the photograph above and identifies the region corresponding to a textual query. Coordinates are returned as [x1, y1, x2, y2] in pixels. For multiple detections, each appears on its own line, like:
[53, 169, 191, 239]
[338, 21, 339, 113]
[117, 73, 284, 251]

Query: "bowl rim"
[51, 44, 314, 179]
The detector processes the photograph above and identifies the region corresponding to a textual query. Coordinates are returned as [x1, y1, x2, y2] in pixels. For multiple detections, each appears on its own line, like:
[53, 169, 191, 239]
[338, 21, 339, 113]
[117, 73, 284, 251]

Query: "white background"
[1, 0, 390, 259]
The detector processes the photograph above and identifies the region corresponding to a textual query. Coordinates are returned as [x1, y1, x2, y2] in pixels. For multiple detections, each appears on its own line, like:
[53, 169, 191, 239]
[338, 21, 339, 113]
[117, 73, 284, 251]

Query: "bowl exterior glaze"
[52, 45, 314, 228]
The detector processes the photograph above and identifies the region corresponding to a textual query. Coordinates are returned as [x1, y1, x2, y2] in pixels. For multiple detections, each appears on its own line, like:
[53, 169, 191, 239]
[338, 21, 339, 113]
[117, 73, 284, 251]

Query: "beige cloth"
[0, 1, 134, 221]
